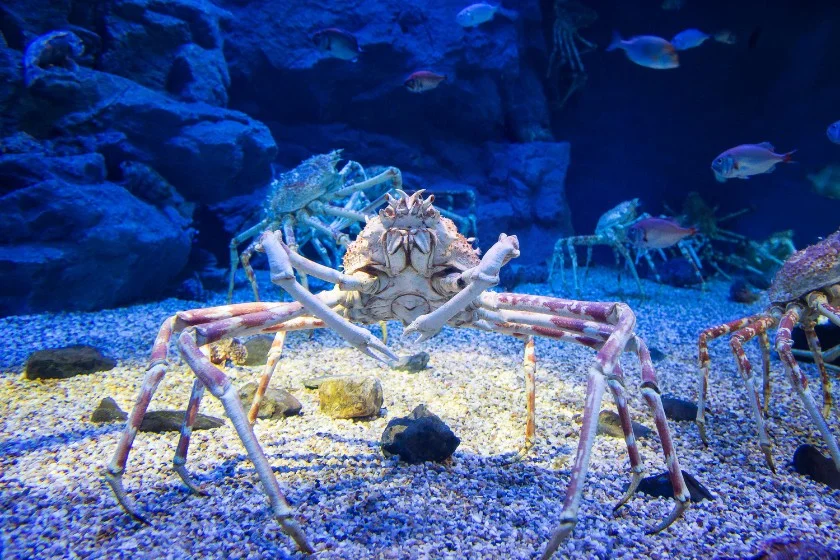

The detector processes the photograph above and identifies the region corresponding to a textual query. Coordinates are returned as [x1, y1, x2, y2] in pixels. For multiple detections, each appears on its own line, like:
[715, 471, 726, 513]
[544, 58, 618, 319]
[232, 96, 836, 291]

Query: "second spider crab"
[106, 190, 690, 558]
[696, 229, 840, 472]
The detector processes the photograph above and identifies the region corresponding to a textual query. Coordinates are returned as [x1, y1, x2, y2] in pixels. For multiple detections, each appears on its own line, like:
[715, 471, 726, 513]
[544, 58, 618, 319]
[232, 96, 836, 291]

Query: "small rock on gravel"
[319, 375, 383, 419]
[792, 444, 840, 490]
[596, 410, 653, 439]
[24, 345, 116, 379]
[381, 404, 460, 463]
[661, 395, 701, 422]
[635, 470, 714, 502]
[243, 335, 275, 366]
[90, 398, 224, 432]
[238, 381, 302, 419]
[391, 352, 430, 372]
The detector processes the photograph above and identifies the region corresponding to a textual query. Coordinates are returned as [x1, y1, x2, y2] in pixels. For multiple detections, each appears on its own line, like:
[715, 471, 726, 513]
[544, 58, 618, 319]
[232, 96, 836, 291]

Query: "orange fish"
[607, 32, 679, 69]
[404, 71, 447, 93]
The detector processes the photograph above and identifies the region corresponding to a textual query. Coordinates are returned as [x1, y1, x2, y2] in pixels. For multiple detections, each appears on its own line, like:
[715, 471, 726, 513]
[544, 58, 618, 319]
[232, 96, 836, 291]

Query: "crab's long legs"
[802, 321, 833, 419]
[777, 305, 840, 470]
[105, 302, 298, 520]
[330, 166, 401, 199]
[173, 378, 208, 495]
[178, 330, 313, 553]
[228, 219, 272, 303]
[606, 361, 647, 511]
[758, 330, 772, 414]
[523, 336, 537, 456]
[695, 313, 767, 444]
[729, 316, 779, 471]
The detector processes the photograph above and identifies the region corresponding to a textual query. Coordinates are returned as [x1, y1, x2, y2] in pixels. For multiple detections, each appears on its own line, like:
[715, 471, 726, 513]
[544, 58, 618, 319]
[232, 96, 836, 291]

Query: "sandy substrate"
[1, 268, 839, 559]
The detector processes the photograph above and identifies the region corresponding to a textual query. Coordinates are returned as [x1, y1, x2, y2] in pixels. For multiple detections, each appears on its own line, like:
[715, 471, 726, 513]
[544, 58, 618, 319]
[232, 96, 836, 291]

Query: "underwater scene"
[1, 0, 840, 558]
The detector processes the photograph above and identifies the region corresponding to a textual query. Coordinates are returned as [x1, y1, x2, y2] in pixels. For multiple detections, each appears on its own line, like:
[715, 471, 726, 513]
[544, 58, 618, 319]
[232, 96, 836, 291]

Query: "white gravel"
[1, 269, 839, 559]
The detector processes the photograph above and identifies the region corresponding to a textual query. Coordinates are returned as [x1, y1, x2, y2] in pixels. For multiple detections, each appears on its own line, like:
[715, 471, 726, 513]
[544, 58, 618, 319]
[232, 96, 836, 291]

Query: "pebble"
[24, 345, 116, 379]
[318, 375, 383, 419]
[238, 381, 302, 419]
[381, 404, 460, 463]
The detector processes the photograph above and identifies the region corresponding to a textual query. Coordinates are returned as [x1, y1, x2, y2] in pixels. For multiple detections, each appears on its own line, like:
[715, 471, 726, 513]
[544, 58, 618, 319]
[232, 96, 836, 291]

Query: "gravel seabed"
[1, 268, 839, 559]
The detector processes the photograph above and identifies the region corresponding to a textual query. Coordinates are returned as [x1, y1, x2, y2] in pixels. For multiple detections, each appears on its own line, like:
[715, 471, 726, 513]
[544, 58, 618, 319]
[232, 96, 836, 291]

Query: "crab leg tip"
[645, 498, 689, 535]
[104, 470, 152, 525]
[613, 470, 645, 513]
[542, 520, 576, 560]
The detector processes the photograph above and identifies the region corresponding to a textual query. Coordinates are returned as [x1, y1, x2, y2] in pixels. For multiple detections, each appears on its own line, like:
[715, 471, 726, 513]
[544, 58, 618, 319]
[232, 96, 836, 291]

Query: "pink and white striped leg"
[758, 330, 772, 414]
[695, 314, 766, 444]
[173, 378, 208, 495]
[179, 330, 313, 553]
[729, 316, 779, 471]
[776, 305, 840, 470]
[802, 321, 833, 419]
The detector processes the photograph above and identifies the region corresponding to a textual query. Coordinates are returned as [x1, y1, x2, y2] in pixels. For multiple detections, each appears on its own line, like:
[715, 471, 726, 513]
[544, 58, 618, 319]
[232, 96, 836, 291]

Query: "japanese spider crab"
[548, 199, 703, 297]
[227, 150, 402, 302]
[106, 191, 690, 558]
[546, 0, 598, 108]
[696, 229, 840, 472]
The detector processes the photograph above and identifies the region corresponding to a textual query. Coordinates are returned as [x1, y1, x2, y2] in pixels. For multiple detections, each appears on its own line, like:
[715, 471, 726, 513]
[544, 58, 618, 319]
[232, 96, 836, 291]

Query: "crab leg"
[261, 230, 397, 363]
[402, 234, 520, 343]
[548, 238, 566, 290]
[173, 378, 208, 494]
[802, 321, 832, 419]
[776, 305, 840, 470]
[758, 330, 772, 414]
[695, 313, 767, 444]
[729, 316, 779, 471]
[178, 330, 313, 553]
[331, 166, 401, 199]
[228, 219, 272, 302]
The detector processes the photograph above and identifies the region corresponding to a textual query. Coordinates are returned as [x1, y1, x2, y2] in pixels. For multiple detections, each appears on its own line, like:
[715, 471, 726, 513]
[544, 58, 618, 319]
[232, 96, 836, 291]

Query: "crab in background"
[548, 198, 703, 297]
[696, 229, 840, 473]
[227, 150, 402, 302]
[107, 191, 690, 559]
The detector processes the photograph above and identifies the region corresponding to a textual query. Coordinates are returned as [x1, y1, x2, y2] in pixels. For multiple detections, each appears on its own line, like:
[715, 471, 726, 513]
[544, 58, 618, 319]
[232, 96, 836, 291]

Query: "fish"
[807, 165, 840, 200]
[828, 120, 840, 144]
[312, 28, 362, 61]
[456, 3, 519, 28]
[404, 71, 447, 93]
[607, 32, 679, 70]
[710, 142, 796, 181]
[712, 29, 737, 45]
[671, 29, 710, 51]
[660, 0, 686, 10]
[628, 218, 697, 249]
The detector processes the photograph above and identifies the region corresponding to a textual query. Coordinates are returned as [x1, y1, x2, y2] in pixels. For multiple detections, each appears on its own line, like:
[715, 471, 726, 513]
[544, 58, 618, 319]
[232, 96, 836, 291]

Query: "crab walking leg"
[261, 231, 397, 363]
[228, 218, 272, 302]
[548, 238, 565, 290]
[542, 302, 637, 559]
[758, 331, 772, 414]
[803, 322, 833, 419]
[676, 242, 705, 290]
[173, 378, 208, 494]
[641, 251, 662, 284]
[776, 306, 840, 470]
[403, 233, 521, 343]
[567, 239, 580, 296]
[513, 335, 537, 459]
[695, 314, 767, 444]
[633, 337, 691, 531]
[178, 331, 313, 553]
[331, 166, 402, 199]
[240, 238, 264, 301]
[729, 316, 779, 471]
[604, 361, 647, 511]
[613, 240, 644, 297]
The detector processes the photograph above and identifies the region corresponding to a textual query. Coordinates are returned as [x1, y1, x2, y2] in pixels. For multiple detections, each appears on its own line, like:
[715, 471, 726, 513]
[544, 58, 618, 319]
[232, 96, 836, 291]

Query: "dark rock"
[140, 410, 224, 433]
[596, 410, 653, 439]
[119, 160, 194, 221]
[714, 538, 840, 560]
[381, 404, 460, 464]
[648, 347, 666, 362]
[24, 345, 116, 379]
[23, 31, 85, 99]
[243, 334, 274, 366]
[792, 444, 840, 490]
[391, 352, 430, 373]
[238, 381, 301, 419]
[0, 180, 192, 315]
[661, 395, 700, 422]
[318, 375, 383, 419]
[635, 470, 713, 503]
[499, 263, 548, 290]
[175, 273, 205, 301]
[90, 396, 224, 431]
[729, 278, 762, 304]
[91, 397, 128, 423]
[167, 43, 230, 106]
[658, 258, 704, 288]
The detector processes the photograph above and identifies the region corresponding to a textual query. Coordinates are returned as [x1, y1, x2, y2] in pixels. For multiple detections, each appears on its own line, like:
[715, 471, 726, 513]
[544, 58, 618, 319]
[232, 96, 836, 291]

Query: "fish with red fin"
[607, 32, 679, 69]
[629, 218, 697, 249]
[405, 71, 447, 93]
[711, 142, 796, 182]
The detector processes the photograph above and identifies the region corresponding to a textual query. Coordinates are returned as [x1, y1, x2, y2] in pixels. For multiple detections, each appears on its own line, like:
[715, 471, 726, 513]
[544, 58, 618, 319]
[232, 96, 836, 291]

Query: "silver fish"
[312, 28, 362, 61]
[629, 218, 696, 249]
[607, 32, 679, 69]
[456, 3, 518, 28]
[828, 120, 840, 144]
[711, 142, 795, 182]
[671, 29, 710, 51]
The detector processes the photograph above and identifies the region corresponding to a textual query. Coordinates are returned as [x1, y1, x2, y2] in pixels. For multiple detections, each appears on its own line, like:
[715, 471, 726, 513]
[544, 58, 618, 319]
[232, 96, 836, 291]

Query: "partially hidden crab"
[696, 229, 840, 472]
[107, 190, 690, 558]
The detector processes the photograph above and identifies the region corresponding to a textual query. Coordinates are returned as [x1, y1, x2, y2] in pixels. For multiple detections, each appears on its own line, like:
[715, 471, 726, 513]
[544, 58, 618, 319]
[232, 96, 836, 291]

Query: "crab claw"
[346, 325, 399, 365]
[401, 318, 439, 344]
